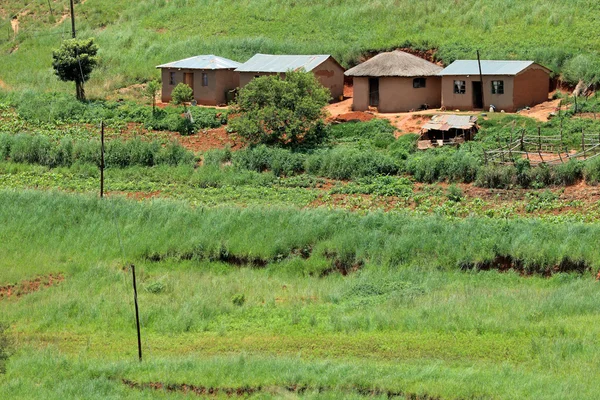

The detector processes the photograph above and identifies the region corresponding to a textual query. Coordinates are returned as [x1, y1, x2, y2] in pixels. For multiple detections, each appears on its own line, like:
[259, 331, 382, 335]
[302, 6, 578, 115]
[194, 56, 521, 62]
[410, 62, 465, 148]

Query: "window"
[491, 80, 504, 95]
[453, 80, 466, 94]
[202, 73, 208, 87]
[169, 72, 176, 85]
[413, 78, 426, 88]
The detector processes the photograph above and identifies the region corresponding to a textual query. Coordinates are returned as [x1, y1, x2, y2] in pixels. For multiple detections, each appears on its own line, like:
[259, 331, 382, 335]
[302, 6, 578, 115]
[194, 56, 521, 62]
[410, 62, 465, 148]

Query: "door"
[184, 73, 194, 96]
[369, 78, 379, 107]
[472, 81, 483, 109]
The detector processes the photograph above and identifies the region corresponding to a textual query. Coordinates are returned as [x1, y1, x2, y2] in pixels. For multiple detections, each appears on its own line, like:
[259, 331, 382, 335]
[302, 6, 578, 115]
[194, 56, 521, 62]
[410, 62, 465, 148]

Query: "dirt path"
[0, 273, 64, 300]
[10, 17, 18, 36]
[516, 99, 563, 122]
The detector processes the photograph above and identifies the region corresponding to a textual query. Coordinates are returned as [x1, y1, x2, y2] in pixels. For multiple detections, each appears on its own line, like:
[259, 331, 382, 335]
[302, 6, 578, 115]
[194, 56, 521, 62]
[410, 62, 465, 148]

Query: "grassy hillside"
[1, 0, 600, 97]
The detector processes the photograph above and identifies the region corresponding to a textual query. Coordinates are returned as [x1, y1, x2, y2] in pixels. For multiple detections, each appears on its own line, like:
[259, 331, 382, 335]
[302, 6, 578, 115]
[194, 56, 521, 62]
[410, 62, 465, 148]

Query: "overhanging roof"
[438, 60, 550, 76]
[235, 54, 338, 73]
[156, 55, 242, 70]
[422, 115, 478, 131]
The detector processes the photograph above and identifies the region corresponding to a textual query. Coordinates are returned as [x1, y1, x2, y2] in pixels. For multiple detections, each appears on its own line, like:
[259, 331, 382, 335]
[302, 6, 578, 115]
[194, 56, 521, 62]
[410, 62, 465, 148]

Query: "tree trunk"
[76, 80, 85, 101]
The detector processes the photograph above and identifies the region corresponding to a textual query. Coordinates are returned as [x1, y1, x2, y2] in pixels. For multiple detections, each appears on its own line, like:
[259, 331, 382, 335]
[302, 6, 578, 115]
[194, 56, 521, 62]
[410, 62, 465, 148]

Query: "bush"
[232, 145, 305, 176]
[203, 148, 231, 167]
[305, 147, 399, 179]
[583, 157, 600, 185]
[389, 134, 418, 160]
[447, 184, 464, 202]
[475, 165, 516, 189]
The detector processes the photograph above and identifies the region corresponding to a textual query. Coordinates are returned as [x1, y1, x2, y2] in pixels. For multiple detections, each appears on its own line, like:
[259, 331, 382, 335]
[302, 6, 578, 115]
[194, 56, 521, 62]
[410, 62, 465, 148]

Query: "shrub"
[447, 184, 464, 202]
[203, 148, 232, 167]
[475, 165, 516, 189]
[389, 134, 418, 160]
[229, 70, 330, 148]
[232, 145, 305, 176]
[171, 83, 193, 106]
[584, 157, 600, 185]
[306, 147, 399, 180]
[231, 293, 246, 306]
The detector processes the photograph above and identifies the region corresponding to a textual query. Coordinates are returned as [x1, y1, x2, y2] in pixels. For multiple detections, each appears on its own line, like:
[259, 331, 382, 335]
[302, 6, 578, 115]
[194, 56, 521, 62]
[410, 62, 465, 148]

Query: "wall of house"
[312, 58, 345, 100]
[352, 77, 369, 111]
[239, 72, 278, 88]
[513, 66, 550, 109]
[441, 75, 516, 111]
[160, 68, 239, 105]
[377, 76, 441, 113]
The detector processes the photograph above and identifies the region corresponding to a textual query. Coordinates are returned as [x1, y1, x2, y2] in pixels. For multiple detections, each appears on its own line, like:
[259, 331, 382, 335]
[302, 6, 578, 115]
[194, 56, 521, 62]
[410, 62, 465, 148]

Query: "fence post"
[100, 121, 105, 198]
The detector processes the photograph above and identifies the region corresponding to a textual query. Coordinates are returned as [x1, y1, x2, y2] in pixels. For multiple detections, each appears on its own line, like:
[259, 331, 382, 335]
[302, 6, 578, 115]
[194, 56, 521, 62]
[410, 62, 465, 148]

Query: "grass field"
[1, 0, 600, 95]
[1, 190, 600, 398]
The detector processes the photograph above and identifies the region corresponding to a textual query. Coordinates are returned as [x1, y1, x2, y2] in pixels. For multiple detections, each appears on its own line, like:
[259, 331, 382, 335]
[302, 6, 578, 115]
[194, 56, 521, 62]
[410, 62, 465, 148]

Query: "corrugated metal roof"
[438, 60, 540, 76]
[156, 55, 242, 70]
[422, 114, 477, 131]
[235, 54, 333, 73]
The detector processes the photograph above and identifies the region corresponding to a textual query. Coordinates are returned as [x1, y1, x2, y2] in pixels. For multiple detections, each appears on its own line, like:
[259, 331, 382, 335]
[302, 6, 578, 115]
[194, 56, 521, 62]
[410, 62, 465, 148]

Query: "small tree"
[229, 70, 331, 148]
[52, 38, 98, 101]
[144, 80, 160, 113]
[171, 83, 193, 108]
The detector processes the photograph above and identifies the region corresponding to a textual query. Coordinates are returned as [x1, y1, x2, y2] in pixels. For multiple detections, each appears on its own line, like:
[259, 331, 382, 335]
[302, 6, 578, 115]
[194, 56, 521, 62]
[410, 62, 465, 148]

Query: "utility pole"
[100, 121, 105, 198]
[69, 0, 76, 38]
[477, 50, 485, 110]
[131, 264, 142, 362]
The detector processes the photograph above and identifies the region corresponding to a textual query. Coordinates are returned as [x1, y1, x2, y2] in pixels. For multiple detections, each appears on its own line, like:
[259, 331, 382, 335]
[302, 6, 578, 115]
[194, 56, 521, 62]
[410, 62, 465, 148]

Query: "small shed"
[344, 51, 443, 113]
[418, 114, 478, 149]
[157, 55, 241, 106]
[235, 54, 345, 100]
[438, 60, 551, 112]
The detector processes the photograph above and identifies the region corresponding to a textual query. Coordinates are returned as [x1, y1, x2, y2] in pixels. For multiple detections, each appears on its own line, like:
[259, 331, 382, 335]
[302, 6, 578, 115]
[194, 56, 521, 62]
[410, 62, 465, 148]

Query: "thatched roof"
[345, 51, 442, 77]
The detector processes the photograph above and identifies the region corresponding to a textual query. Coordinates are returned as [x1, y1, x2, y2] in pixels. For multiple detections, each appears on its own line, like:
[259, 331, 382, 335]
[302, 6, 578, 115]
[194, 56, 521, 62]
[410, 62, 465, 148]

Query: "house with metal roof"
[438, 60, 551, 112]
[235, 54, 345, 100]
[156, 55, 242, 106]
[345, 51, 443, 113]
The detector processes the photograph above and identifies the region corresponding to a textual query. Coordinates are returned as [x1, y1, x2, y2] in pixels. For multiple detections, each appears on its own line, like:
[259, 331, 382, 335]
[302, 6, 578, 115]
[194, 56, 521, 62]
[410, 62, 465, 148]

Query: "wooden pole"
[537, 127, 544, 163]
[582, 128, 586, 160]
[69, 0, 76, 38]
[131, 264, 142, 362]
[477, 50, 485, 110]
[100, 121, 105, 198]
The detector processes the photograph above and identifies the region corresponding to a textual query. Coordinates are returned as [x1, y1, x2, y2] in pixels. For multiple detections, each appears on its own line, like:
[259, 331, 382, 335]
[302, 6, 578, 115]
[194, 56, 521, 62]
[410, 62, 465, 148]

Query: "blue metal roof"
[156, 55, 241, 70]
[438, 60, 543, 76]
[235, 54, 334, 73]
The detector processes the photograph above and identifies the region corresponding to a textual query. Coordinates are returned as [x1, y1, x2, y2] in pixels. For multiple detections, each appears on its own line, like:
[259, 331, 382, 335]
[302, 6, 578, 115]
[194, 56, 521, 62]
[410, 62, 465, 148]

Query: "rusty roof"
[422, 115, 478, 131]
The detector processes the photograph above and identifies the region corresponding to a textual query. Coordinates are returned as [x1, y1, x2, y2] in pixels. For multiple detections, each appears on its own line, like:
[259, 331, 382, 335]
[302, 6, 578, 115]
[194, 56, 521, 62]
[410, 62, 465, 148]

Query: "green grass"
[1, 1, 600, 95]
[2, 190, 600, 398]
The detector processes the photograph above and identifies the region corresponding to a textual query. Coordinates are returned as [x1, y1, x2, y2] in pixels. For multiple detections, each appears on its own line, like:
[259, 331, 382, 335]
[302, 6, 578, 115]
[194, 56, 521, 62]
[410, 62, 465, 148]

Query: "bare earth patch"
[0, 273, 64, 300]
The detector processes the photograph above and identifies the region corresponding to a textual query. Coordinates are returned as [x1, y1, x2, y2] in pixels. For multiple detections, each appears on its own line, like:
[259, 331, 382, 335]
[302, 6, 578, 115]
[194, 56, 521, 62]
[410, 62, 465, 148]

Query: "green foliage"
[171, 83, 193, 106]
[229, 71, 330, 148]
[447, 184, 464, 202]
[231, 293, 246, 307]
[143, 80, 160, 112]
[389, 134, 419, 160]
[203, 148, 232, 167]
[405, 148, 479, 184]
[51, 38, 99, 100]
[0, 322, 11, 374]
[232, 145, 304, 177]
[0, 134, 194, 168]
[306, 148, 399, 180]
[583, 157, 600, 185]
[332, 176, 413, 197]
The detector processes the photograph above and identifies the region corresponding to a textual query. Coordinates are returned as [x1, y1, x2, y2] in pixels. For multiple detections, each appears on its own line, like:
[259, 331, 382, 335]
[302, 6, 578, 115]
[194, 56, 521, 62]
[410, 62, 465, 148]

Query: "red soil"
[0, 273, 64, 300]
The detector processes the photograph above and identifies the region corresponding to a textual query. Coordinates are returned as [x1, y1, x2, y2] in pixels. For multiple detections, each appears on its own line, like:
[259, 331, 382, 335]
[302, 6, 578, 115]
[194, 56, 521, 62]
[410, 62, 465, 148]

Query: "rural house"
[235, 54, 345, 100]
[156, 55, 241, 106]
[344, 51, 443, 113]
[438, 60, 551, 112]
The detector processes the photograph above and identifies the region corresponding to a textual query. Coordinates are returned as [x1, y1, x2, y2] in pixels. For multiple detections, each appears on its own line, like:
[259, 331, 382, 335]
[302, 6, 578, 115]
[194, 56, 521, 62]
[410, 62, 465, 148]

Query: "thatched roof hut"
[345, 51, 442, 77]
[346, 51, 442, 113]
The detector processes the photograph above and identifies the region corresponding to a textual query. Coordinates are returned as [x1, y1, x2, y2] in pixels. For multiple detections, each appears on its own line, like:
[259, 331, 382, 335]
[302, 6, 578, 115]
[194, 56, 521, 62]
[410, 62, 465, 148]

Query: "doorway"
[369, 78, 379, 107]
[184, 73, 194, 95]
[472, 81, 483, 109]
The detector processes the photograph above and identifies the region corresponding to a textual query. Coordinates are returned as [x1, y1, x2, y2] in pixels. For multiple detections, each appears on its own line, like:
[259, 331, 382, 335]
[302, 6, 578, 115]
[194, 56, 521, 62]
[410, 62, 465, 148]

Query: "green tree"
[171, 83, 193, 108]
[144, 80, 160, 113]
[52, 38, 98, 101]
[229, 70, 331, 148]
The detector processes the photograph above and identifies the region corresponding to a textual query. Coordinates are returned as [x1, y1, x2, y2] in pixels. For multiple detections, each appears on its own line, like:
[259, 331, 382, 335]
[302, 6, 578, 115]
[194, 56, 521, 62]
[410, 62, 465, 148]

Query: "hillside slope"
[1, 0, 599, 97]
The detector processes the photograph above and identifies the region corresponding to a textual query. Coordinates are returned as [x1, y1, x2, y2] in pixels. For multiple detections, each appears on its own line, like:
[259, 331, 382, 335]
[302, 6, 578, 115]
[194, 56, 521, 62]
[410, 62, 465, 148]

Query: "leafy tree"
[144, 80, 160, 113]
[171, 83, 193, 107]
[229, 70, 331, 148]
[52, 38, 98, 101]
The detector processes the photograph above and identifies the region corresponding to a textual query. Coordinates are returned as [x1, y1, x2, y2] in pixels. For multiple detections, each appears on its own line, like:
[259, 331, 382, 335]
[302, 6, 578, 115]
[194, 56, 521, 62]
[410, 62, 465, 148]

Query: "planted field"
[1, 190, 600, 398]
